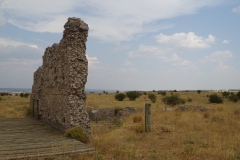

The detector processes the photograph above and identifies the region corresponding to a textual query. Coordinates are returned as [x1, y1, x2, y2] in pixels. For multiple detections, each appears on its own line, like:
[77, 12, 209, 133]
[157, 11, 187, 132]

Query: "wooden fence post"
[145, 103, 151, 132]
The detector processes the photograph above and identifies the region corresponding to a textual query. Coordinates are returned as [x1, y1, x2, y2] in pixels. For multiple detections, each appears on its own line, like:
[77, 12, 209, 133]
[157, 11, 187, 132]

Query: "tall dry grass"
[0, 95, 30, 118]
[80, 91, 240, 159]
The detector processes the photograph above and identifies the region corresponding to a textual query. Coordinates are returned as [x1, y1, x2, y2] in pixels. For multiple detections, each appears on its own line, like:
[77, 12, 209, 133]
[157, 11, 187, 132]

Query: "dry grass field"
[1, 91, 240, 159]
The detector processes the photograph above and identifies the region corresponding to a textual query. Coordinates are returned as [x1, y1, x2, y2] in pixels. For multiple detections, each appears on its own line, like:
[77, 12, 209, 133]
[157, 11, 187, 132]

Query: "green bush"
[148, 93, 157, 103]
[65, 126, 89, 143]
[158, 91, 166, 96]
[197, 90, 201, 94]
[20, 92, 24, 97]
[209, 94, 223, 103]
[126, 91, 140, 101]
[162, 94, 185, 106]
[24, 93, 29, 98]
[115, 93, 126, 101]
[229, 94, 239, 102]
[187, 97, 192, 102]
[222, 91, 230, 98]
[0, 92, 10, 96]
[237, 91, 240, 99]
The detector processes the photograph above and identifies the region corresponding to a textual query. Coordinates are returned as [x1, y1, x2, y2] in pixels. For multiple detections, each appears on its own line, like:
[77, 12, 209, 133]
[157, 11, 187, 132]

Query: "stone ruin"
[30, 17, 91, 134]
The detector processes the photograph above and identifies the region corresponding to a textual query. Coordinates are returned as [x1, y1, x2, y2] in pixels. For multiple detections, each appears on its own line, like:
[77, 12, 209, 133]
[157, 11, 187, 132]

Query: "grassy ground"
[1, 92, 240, 159]
[0, 95, 30, 118]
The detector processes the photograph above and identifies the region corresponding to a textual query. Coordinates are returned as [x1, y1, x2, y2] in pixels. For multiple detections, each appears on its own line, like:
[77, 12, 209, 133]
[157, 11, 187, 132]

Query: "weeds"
[135, 124, 145, 133]
[65, 126, 89, 143]
[133, 115, 142, 123]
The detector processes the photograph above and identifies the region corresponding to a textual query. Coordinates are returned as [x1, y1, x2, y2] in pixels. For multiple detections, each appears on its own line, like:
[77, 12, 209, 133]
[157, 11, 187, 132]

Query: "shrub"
[148, 93, 157, 103]
[65, 126, 89, 143]
[135, 124, 145, 133]
[187, 97, 192, 102]
[0, 92, 9, 96]
[133, 115, 142, 123]
[20, 92, 24, 97]
[0, 97, 2, 101]
[162, 94, 185, 106]
[229, 94, 239, 102]
[115, 93, 126, 101]
[126, 91, 140, 101]
[158, 91, 166, 96]
[26, 108, 33, 117]
[24, 93, 29, 98]
[143, 92, 147, 95]
[237, 91, 240, 99]
[152, 90, 155, 92]
[209, 94, 223, 103]
[174, 90, 177, 92]
[222, 91, 230, 98]
[197, 90, 201, 94]
[116, 90, 119, 94]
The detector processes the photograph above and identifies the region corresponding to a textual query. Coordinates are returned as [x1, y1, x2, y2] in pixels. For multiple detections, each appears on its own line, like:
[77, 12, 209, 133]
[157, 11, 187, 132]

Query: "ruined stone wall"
[31, 17, 91, 134]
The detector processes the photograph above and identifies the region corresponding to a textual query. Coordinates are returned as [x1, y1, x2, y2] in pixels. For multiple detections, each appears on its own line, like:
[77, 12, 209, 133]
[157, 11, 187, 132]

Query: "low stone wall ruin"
[87, 107, 136, 121]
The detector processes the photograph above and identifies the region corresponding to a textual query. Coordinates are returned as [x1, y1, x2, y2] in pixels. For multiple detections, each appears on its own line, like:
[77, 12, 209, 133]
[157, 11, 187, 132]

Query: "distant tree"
[116, 90, 119, 94]
[209, 94, 223, 103]
[158, 91, 166, 96]
[143, 92, 147, 95]
[20, 92, 24, 97]
[103, 91, 106, 93]
[115, 93, 126, 101]
[228, 92, 239, 102]
[197, 90, 201, 94]
[152, 90, 155, 92]
[24, 93, 29, 98]
[173, 90, 177, 92]
[148, 93, 157, 103]
[162, 94, 185, 107]
[222, 91, 230, 98]
[126, 91, 140, 101]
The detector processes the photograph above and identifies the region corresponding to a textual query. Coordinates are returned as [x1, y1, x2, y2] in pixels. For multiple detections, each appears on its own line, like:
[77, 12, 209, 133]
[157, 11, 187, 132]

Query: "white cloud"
[200, 50, 233, 63]
[232, 6, 240, 14]
[222, 40, 230, 44]
[86, 54, 99, 66]
[118, 67, 140, 75]
[124, 60, 133, 66]
[0, 37, 39, 48]
[0, 9, 6, 25]
[156, 32, 215, 48]
[1, 0, 224, 42]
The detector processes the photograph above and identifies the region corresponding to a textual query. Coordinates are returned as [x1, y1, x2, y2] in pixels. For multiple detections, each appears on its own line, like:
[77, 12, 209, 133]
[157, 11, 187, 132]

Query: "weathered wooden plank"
[0, 118, 94, 159]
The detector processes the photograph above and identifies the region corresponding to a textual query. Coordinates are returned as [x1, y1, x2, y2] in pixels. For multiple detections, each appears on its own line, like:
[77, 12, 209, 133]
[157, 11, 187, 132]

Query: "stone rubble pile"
[176, 105, 209, 112]
[87, 107, 136, 121]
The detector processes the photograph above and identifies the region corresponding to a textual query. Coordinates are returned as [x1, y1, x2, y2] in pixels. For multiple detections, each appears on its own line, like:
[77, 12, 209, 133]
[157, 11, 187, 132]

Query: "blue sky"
[0, 0, 240, 91]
